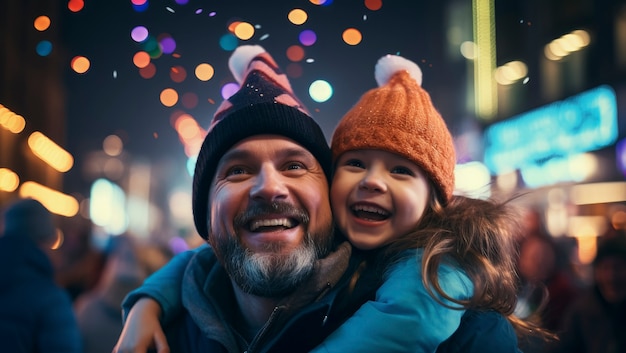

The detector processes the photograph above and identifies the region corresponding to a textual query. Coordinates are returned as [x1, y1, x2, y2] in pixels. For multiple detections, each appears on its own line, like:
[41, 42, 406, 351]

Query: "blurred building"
[0, 0, 70, 209]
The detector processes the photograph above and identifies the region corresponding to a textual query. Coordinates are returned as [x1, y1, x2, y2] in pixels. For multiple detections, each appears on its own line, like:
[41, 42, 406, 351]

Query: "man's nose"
[250, 165, 289, 201]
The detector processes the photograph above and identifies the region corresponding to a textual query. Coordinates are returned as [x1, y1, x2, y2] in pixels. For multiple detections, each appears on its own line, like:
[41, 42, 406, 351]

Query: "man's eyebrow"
[278, 147, 315, 160]
[220, 146, 314, 163]
[220, 149, 251, 163]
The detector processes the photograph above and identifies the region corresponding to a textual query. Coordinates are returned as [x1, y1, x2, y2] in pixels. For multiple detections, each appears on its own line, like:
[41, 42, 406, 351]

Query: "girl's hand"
[112, 298, 170, 353]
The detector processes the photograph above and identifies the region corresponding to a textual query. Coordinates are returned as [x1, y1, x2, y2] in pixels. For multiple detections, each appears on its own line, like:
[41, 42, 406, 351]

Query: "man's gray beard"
[214, 223, 334, 298]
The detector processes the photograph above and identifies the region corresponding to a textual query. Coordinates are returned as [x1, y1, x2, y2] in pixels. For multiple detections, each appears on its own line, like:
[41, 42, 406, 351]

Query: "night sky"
[59, 0, 449, 170]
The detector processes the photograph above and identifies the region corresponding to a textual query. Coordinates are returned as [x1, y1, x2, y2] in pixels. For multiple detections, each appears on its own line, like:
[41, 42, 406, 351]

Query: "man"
[114, 45, 522, 353]
[117, 45, 354, 352]
[0, 198, 83, 353]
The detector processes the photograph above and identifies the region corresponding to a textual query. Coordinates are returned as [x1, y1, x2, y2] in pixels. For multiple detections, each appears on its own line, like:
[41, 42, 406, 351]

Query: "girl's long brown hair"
[383, 190, 556, 341]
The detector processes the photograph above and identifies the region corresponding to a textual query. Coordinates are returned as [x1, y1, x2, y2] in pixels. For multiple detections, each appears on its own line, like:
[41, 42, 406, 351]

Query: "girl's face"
[331, 149, 431, 250]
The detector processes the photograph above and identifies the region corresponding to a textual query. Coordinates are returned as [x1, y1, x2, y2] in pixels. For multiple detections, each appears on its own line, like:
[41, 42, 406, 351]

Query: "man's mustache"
[233, 201, 310, 228]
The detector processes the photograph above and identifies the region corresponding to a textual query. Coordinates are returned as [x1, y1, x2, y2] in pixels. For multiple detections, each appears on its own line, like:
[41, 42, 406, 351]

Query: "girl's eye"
[391, 166, 414, 176]
[345, 159, 365, 168]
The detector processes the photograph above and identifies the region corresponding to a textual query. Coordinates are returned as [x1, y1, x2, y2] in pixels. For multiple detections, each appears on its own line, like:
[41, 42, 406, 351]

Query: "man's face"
[207, 135, 333, 297]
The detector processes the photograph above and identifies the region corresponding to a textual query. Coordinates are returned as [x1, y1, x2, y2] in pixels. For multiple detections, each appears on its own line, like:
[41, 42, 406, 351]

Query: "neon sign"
[484, 85, 618, 178]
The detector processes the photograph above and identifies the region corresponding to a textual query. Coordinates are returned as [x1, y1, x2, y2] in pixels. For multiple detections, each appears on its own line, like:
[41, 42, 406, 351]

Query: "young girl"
[116, 52, 545, 352]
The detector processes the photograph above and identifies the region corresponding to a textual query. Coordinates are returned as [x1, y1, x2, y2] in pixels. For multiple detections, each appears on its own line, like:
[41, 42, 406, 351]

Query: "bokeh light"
[309, 80, 333, 102]
[133, 51, 151, 68]
[34, 16, 51, 31]
[131, 26, 149, 42]
[71, 56, 90, 74]
[0, 168, 19, 193]
[139, 63, 157, 79]
[68, 0, 85, 12]
[132, 1, 149, 12]
[288, 9, 308, 25]
[364, 0, 383, 11]
[219, 33, 239, 51]
[342, 28, 363, 45]
[160, 88, 179, 107]
[145, 38, 163, 58]
[170, 65, 187, 83]
[195, 63, 215, 81]
[103, 135, 124, 156]
[36, 41, 53, 56]
[175, 0, 189, 4]
[286, 45, 305, 62]
[221, 82, 239, 100]
[182, 92, 199, 109]
[234, 22, 255, 40]
[286, 63, 303, 78]
[159, 35, 176, 54]
[299, 30, 317, 46]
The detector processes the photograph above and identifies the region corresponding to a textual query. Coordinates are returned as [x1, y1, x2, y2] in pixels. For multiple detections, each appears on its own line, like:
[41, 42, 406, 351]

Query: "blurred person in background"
[53, 214, 106, 302]
[551, 234, 626, 353]
[74, 234, 173, 353]
[0, 198, 83, 353]
[515, 208, 581, 352]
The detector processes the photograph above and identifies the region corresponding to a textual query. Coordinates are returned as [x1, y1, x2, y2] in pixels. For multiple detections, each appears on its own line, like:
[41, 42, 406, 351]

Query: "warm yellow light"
[495, 60, 528, 85]
[195, 63, 215, 81]
[0, 168, 20, 192]
[27, 131, 74, 172]
[50, 229, 64, 250]
[472, 0, 497, 120]
[103, 135, 123, 156]
[19, 181, 79, 217]
[234, 22, 255, 40]
[544, 29, 591, 61]
[71, 56, 91, 74]
[576, 235, 598, 265]
[176, 115, 201, 140]
[0, 104, 26, 134]
[342, 28, 363, 46]
[160, 88, 178, 107]
[460, 41, 477, 60]
[570, 182, 626, 205]
[34, 16, 51, 31]
[288, 9, 308, 25]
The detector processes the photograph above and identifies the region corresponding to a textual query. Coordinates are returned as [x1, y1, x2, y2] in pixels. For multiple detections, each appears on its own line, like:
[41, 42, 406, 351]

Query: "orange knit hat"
[331, 54, 456, 203]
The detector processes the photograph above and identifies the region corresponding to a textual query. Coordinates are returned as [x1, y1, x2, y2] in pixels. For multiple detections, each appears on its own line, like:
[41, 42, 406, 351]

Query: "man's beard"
[210, 201, 334, 298]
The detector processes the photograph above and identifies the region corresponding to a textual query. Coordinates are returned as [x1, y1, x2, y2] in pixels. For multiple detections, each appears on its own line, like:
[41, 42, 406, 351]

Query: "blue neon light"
[483, 85, 618, 175]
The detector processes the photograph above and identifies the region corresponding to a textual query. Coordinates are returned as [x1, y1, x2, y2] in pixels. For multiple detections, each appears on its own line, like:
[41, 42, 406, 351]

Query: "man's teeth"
[352, 205, 388, 215]
[250, 218, 295, 231]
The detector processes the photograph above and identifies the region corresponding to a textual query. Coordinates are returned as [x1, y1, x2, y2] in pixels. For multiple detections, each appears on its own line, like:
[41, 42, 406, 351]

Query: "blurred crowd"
[0, 198, 175, 353]
[1, 198, 625, 353]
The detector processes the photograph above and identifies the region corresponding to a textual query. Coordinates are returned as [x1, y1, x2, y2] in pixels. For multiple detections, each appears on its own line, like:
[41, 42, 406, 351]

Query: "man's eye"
[345, 159, 365, 168]
[226, 166, 247, 176]
[391, 166, 414, 176]
[286, 162, 305, 170]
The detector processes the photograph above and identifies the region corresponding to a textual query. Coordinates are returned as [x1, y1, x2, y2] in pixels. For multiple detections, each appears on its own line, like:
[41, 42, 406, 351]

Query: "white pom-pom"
[228, 45, 266, 83]
[374, 54, 423, 87]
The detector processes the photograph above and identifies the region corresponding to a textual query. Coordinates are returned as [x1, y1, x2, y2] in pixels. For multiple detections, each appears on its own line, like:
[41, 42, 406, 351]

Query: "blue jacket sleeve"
[122, 244, 207, 324]
[436, 310, 522, 353]
[311, 250, 473, 353]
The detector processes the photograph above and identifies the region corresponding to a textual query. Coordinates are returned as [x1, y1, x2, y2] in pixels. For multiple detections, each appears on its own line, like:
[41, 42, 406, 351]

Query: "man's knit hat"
[193, 45, 332, 240]
[331, 54, 456, 203]
[2, 198, 56, 243]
